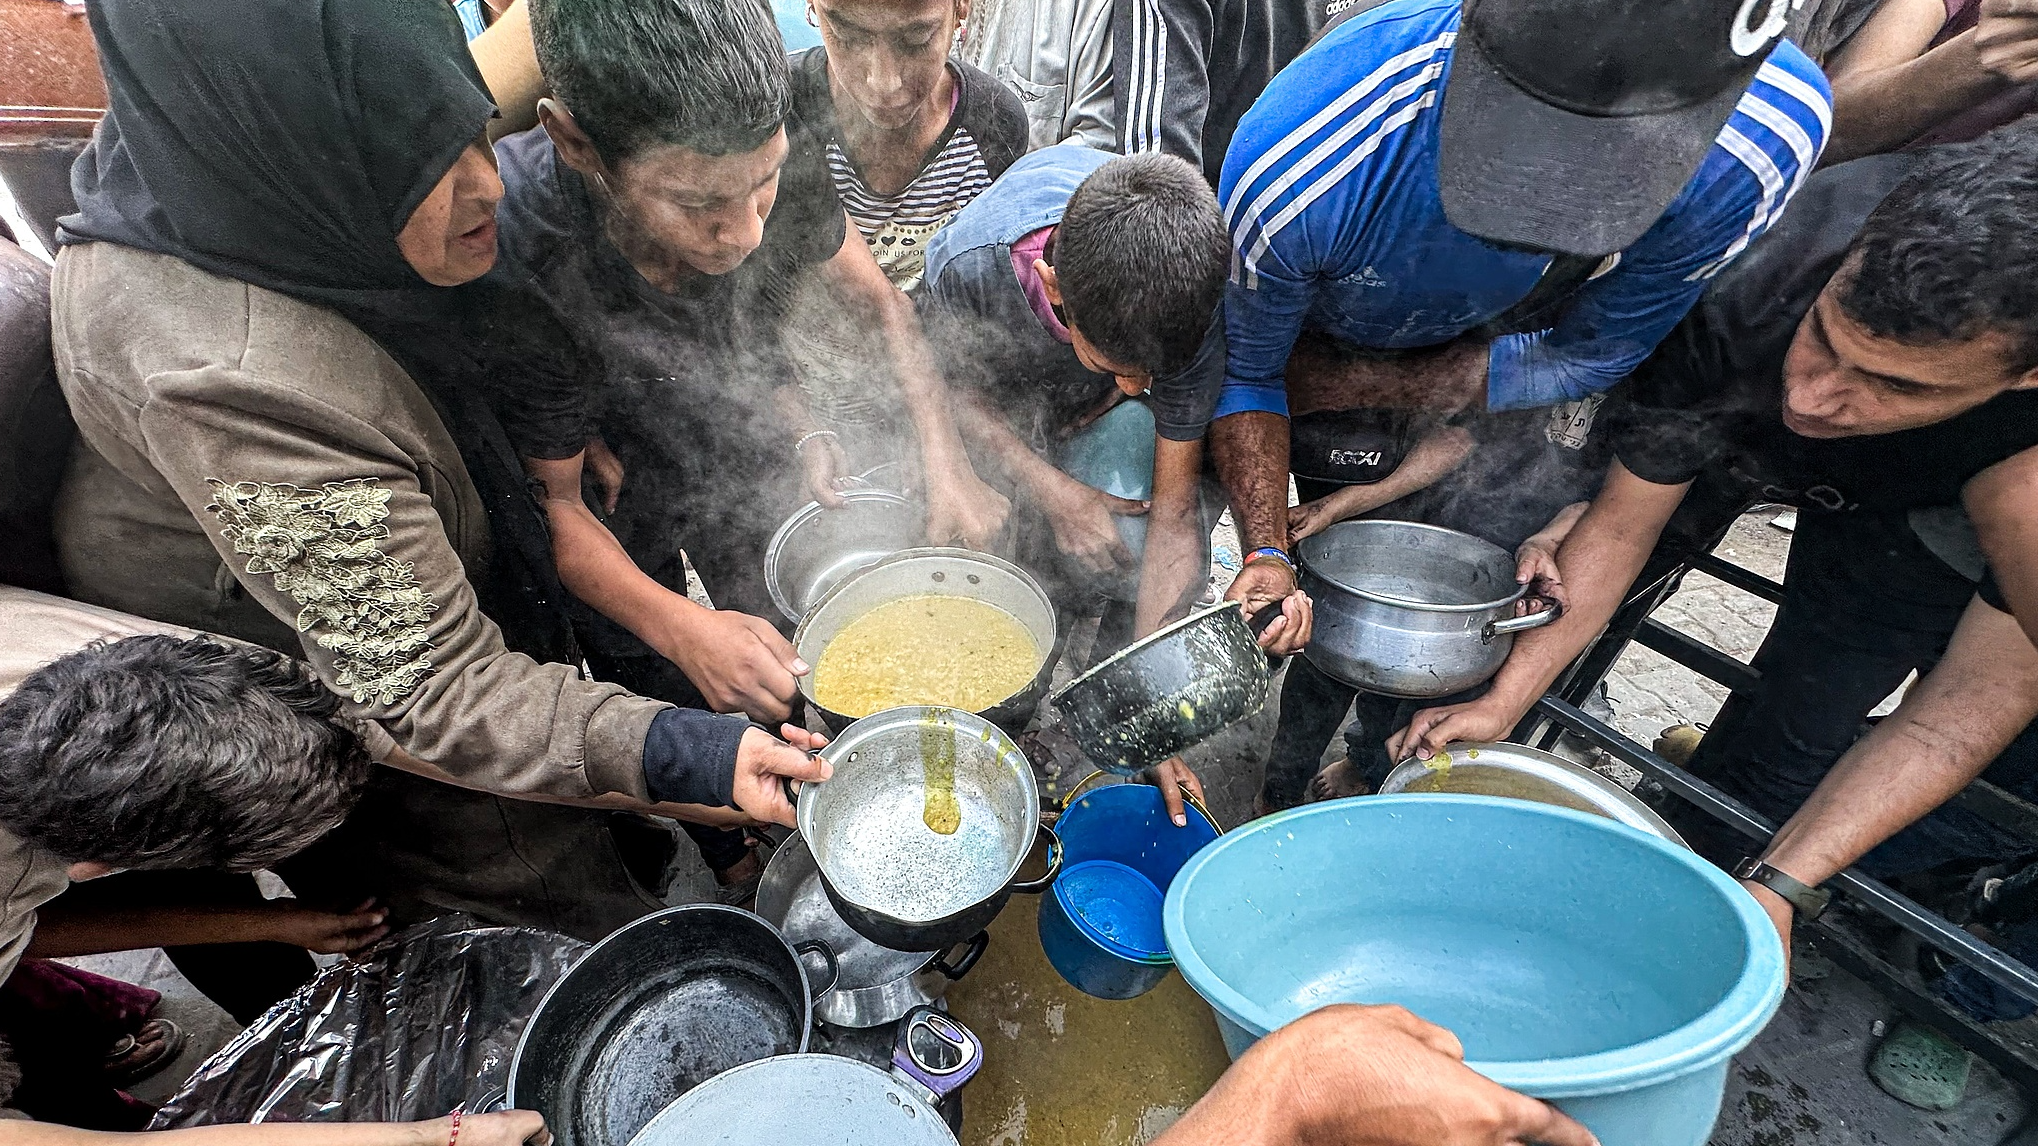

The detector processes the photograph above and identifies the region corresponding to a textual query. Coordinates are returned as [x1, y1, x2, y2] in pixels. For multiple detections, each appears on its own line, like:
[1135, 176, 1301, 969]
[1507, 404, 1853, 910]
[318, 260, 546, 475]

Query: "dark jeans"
[1262, 653, 1486, 810]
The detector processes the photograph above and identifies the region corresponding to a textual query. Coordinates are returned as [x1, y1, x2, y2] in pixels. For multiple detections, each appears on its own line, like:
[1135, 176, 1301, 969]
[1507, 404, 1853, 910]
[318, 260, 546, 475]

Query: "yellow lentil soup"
[813, 594, 1041, 718]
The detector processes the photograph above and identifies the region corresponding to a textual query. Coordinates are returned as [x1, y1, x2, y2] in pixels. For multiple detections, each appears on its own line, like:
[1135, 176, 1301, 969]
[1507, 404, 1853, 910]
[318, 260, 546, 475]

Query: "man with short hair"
[1390, 130, 2038, 986]
[1207, 0, 1833, 643]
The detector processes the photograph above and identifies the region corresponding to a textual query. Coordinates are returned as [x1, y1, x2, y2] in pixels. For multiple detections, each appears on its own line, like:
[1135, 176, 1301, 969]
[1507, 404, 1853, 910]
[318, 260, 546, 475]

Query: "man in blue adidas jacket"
[1209, 0, 1833, 627]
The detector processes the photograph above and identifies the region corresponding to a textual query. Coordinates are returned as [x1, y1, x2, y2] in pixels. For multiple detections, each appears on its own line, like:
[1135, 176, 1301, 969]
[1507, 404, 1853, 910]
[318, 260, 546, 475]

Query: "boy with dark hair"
[496, 0, 1005, 899]
[919, 147, 1267, 818]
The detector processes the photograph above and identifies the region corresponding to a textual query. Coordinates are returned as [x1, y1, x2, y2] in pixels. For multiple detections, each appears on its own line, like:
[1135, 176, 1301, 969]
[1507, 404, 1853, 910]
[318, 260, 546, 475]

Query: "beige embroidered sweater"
[49, 242, 664, 806]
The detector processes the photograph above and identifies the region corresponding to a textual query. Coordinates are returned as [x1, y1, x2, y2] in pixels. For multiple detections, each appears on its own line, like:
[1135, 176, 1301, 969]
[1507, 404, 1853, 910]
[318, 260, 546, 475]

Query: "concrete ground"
[60, 510, 2035, 1142]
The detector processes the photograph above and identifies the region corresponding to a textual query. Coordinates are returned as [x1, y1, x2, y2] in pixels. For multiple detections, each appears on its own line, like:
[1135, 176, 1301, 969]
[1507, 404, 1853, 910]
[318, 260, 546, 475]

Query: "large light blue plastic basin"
[1162, 795, 1785, 1146]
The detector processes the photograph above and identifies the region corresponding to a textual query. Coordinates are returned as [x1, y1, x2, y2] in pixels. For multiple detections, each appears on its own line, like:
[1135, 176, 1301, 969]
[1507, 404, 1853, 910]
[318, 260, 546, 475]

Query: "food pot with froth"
[793, 548, 1059, 734]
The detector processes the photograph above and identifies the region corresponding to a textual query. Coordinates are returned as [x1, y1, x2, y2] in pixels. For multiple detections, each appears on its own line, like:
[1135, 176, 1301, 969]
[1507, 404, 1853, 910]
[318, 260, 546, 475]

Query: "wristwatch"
[1733, 858, 1833, 921]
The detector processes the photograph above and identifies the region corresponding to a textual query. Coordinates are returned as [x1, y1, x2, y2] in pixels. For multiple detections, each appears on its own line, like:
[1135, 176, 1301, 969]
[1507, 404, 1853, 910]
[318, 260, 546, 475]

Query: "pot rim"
[794, 547, 1057, 717]
[1049, 600, 1244, 705]
[506, 903, 813, 1109]
[763, 485, 916, 622]
[799, 706, 1042, 924]
[1299, 520, 1528, 614]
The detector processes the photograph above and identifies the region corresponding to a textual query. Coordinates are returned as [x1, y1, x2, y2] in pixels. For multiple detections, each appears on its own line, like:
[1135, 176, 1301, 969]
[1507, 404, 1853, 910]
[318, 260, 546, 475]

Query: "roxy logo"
[1330, 448, 1384, 467]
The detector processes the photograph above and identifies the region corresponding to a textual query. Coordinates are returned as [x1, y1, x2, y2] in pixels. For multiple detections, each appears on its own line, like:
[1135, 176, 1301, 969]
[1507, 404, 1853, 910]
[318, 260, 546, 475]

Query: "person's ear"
[538, 98, 607, 181]
[66, 861, 119, 882]
[2009, 364, 2038, 392]
[1034, 259, 1062, 306]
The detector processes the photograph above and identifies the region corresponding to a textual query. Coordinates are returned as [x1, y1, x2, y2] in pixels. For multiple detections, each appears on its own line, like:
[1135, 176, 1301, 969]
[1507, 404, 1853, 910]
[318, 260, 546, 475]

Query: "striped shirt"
[828, 130, 997, 294]
[1216, 0, 1832, 418]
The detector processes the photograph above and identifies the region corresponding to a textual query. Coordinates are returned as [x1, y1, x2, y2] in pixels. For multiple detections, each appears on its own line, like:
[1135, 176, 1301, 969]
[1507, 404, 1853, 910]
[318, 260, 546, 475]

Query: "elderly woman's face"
[396, 141, 505, 286]
[813, 0, 963, 131]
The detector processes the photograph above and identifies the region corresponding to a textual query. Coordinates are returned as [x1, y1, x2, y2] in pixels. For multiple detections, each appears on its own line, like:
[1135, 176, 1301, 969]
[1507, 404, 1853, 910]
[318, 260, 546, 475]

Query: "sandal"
[1305, 757, 1371, 803]
[1868, 1019, 1971, 1110]
[104, 1018, 186, 1088]
[714, 835, 776, 910]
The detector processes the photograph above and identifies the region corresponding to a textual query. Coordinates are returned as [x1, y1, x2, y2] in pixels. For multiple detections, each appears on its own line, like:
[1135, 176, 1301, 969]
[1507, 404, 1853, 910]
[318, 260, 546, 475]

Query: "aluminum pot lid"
[624, 1054, 958, 1146]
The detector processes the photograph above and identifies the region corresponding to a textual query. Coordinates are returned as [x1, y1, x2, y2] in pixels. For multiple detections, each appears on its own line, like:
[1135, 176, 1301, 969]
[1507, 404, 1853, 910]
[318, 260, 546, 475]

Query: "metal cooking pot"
[507, 905, 837, 1146]
[626, 1007, 982, 1146]
[756, 831, 989, 1028]
[1377, 741, 1687, 845]
[1048, 601, 1271, 776]
[798, 706, 1062, 951]
[794, 548, 1058, 733]
[1298, 520, 1560, 698]
[762, 476, 923, 623]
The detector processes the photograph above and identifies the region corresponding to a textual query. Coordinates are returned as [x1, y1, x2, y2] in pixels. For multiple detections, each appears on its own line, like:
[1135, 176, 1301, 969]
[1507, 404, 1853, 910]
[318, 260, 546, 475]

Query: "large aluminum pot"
[1298, 520, 1559, 698]
[762, 477, 923, 623]
[1377, 741, 1687, 846]
[627, 1007, 983, 1146]
[798, 706, 1062, 951]
[756, 831, 988, 1028]
[794, 548, 1058, 733]
[507, 904, 836, 1146]
[1048, 601, 1270, 775]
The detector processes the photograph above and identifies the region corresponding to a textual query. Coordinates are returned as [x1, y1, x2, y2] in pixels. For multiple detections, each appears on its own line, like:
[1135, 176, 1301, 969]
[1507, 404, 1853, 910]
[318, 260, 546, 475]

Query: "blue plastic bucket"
[1038, 782, 1218, 999]
[1163, 796, 1786, 1146]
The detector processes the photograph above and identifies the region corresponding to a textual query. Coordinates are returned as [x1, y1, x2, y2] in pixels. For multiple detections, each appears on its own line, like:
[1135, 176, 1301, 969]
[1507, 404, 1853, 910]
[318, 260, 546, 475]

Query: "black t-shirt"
[487, 122, 847, 462]
[1387, 393, 1619, 553]
[1611, 151, 2038, 611]
[789, 48, 1026, 293]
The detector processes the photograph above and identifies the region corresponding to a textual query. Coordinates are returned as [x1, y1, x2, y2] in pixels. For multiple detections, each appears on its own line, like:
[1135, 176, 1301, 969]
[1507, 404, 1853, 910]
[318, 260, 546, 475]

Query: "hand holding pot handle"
[1483, 597, 1562, 641]
[1007, 824, 1064, 894]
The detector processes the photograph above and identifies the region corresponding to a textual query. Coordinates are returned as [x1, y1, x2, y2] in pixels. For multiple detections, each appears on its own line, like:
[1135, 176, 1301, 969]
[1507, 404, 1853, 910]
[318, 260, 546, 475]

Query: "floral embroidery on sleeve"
[206, 478, 438, 705]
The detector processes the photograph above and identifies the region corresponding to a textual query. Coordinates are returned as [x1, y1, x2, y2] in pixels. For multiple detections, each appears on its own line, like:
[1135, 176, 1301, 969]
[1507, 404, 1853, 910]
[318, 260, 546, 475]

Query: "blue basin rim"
[1161, 795, 1787, 1099]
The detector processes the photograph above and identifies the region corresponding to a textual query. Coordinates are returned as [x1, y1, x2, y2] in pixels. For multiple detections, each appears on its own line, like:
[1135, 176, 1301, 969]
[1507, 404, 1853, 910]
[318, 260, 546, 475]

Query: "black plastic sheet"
[150, 916, 584, 1127]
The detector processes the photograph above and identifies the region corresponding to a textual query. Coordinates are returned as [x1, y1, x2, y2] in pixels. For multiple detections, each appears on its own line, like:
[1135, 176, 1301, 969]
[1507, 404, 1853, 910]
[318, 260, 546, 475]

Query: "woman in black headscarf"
[49, 0, 828, 940]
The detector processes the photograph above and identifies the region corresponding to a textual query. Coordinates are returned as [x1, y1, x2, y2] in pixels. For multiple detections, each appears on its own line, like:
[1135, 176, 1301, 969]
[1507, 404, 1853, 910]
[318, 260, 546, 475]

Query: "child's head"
[1044, 153, 1230, 394]
[0, 636, 370, 876]
[810, 0, 966, 131]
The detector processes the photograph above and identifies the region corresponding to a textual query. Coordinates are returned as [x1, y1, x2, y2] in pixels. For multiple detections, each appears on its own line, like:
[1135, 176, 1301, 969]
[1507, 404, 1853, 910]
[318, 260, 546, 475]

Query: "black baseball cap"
[1439, 0, 1791, 257]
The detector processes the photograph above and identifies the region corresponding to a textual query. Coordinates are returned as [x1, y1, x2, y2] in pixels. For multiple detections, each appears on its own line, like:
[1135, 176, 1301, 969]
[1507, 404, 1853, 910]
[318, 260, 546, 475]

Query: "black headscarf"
[62, 0, 494, 323]
[63, 0, 586, 663]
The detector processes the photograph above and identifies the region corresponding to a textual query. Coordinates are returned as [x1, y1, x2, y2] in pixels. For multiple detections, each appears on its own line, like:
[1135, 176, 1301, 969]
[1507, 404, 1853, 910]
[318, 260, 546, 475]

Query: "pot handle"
[793, 938, 841, 999]
[1007, 823, 1064, 894]
[932, 931, 990, 981]
[1483, 597, 1563, 642]
[471, 1090, 509, 1115]
[891, 1006, 984, 1102]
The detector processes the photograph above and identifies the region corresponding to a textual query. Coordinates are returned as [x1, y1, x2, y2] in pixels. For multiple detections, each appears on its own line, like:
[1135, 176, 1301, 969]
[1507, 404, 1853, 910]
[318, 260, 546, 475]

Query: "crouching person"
[0, 596, 545, 1143]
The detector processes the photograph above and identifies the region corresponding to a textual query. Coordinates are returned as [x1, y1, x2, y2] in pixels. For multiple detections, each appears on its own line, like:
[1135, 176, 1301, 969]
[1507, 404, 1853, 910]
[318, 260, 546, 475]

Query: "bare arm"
[1286, 337, 1489, 416]
[1749, 597, 2038, 940]
[1151, 1005, 1597, 1146]
[816, 221, 1010, 548]
[1389, 461, 1689, 760]
[1824, 0, 2038, 165]
[471, 0, 542, 141]
[1208, 410, 1311, 654]
[10, 1113, 548, 1146]
[26, 900, 387, 959]
[523, 452, 803, 724]
[1288, 424, 1475, 541]
[1134, 436, 1210, 636]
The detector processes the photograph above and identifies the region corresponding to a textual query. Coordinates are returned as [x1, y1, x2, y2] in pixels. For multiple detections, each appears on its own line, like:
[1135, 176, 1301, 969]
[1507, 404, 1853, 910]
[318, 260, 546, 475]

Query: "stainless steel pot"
[798, 706, 1062, 951]
[763, 479, 923, 623]
[756, 831, 988, 1028]
[793, 548, 1059, 733]
[1048, 601, 1271, 775]
[626, 1007, 983, 1146]
[1377, 741, 1687, 845]
[1298, 520, 1560, 698]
